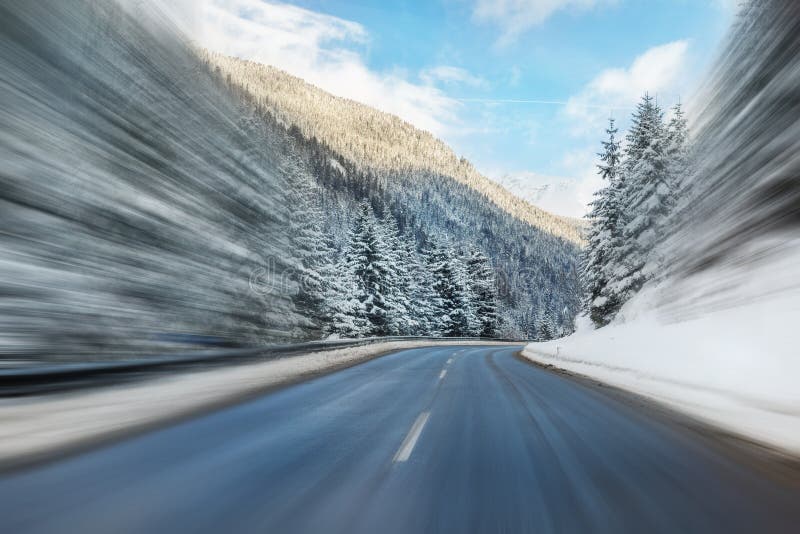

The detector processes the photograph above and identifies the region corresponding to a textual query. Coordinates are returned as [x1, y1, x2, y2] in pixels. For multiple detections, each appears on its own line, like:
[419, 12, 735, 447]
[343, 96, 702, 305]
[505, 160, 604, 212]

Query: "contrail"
[454, 97, 632, 110]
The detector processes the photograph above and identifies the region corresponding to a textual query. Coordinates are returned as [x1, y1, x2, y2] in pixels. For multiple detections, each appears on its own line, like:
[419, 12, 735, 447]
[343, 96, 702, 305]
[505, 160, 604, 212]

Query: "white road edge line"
[393, 411, 430, 463]
[439, 369, 447, 380]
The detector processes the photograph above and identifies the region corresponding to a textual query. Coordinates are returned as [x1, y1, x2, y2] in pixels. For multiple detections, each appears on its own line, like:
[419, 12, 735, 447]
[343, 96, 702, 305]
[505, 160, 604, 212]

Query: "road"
[0, 345, 797, 533]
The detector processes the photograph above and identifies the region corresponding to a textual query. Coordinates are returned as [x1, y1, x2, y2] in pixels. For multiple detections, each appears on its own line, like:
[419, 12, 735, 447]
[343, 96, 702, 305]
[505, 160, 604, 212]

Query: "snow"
[523, 271, 800, 455]
[328, 157, 346, 175]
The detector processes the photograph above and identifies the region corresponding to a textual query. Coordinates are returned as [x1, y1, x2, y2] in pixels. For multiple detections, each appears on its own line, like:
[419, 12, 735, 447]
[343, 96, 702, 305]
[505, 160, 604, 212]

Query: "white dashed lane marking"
[393, 411, 430, 462]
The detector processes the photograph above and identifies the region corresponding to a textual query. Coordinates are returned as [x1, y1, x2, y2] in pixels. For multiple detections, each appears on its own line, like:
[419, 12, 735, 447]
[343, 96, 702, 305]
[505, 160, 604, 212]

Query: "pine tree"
[606, 93, 669, 310]
[324, 259, 369, 338]
[406, 238, 441, 335]
[453, 250, 481, 337]
[664, 101, 689, 207]
[535, 309, 556, 341]
[377, 214, 415, 335]
[643, 101, 692, 275]
[559, 305, 574, 337]
[428, 242, 472, 337]
[581, 118, 623, 327]
[288, 174, 337, 336]
[343, 203, 392, 336]
[466, 248, 499, 337]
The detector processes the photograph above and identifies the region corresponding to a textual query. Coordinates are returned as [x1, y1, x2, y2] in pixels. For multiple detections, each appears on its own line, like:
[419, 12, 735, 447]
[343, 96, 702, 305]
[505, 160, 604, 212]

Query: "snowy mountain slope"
[204, 52, 584, 246]
[492, 172, 588, 219]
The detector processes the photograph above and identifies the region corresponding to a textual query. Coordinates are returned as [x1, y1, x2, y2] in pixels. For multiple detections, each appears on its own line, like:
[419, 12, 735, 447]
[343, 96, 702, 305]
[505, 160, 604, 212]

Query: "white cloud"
[472, 0, 613, 46]
[187, 0, 461, 137]
[564, 40, 690, 136]
[421, 65, 488, 89]
[560, 147, 604, 213]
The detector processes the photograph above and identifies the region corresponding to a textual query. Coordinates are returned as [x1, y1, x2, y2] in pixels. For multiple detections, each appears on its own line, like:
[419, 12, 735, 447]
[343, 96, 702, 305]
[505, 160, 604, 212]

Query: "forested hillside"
[205, 54, 582, 339]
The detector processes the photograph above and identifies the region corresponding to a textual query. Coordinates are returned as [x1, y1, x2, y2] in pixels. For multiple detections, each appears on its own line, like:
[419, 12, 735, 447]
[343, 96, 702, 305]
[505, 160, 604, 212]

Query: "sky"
[183, 0, 738, 217]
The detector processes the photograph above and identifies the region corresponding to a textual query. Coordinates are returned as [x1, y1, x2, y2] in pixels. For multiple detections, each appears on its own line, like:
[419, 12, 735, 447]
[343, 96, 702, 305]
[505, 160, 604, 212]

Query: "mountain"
[491, 172, 588, 219]
[204, 53, 583, 246]
[204, 52, 584, 338]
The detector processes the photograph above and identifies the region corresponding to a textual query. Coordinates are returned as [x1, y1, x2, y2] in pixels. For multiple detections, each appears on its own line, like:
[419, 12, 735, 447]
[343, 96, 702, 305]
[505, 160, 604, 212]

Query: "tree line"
[290, 180, 499, 338]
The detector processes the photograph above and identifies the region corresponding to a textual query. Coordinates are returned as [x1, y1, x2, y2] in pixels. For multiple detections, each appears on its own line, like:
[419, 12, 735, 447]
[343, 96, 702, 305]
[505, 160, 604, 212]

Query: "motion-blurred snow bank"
[524, 279, 800, 454]
[526, 0, 800, 454]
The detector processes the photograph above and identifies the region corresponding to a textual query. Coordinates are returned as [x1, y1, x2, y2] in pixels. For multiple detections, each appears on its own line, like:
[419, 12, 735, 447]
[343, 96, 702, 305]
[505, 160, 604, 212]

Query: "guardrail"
[0, 336, 525, 397]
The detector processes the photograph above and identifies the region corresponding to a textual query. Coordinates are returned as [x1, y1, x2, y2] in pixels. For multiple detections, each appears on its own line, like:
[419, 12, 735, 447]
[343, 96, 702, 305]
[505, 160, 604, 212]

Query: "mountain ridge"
[203, 51, 584, 245]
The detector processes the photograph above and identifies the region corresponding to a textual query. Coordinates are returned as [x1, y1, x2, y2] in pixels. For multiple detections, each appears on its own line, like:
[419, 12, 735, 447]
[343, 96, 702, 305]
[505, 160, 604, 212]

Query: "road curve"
[0, 345, 797, 533]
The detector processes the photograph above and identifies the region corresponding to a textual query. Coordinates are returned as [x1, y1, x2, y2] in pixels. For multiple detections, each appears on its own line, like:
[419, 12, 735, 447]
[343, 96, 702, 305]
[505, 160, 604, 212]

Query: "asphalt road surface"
[1, 345, 797, 533]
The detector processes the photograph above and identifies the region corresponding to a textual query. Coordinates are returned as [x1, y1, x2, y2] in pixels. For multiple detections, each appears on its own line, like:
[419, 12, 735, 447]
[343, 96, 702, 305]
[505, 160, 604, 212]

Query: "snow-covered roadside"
[523, 291, 800, 456]
[0, 340, 515, 468]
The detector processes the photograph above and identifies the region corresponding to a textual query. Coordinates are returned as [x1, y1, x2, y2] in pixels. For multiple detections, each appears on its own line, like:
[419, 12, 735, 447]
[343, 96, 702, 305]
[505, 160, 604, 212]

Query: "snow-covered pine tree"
[323, 258, 368, 338]
[641, 101, 692, 278]
[428, 242, 472, 337]
[454, 250, 481, 337]
[288, 173, 338, 336]
[406, 238, 442, 335]
[422, 241, 448, 335]
[664, 101, 689, 210]
[465, 248, 499, 337]
[581, 118, 624, 327]
[606, 93, 669, 311]
[343, 203, 392, 336]
[558, 305, 574, 337]
[535, 309, 556, 341]
[377, 214, 415, 335]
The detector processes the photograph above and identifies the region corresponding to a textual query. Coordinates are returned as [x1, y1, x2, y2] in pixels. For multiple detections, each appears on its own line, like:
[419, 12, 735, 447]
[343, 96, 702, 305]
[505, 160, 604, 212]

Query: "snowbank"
[0, 340, 516, 468]
[523, 289, 800, 455]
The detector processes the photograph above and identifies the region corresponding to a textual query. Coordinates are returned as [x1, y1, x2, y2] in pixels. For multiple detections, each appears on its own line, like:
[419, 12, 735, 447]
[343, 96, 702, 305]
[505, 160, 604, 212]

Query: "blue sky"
[189, 0, 737, 216]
